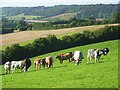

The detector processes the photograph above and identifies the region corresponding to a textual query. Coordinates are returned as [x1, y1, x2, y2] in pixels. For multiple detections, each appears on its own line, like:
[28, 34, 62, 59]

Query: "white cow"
[4, 61, 11, 74]
[72, 50, 84, 65]
[11, 61, 26, 73]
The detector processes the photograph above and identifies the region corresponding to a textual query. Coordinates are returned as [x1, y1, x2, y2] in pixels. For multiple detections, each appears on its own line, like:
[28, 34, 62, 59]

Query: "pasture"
[41, 12, 77, 21]
[7, 13, 42, 20]
[1, 40, 118, 88]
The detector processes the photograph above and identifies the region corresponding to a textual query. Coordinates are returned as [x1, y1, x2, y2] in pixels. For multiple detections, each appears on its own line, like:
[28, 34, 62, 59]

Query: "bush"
[0, 28, 14, 34]
[3, 44, 26, 61]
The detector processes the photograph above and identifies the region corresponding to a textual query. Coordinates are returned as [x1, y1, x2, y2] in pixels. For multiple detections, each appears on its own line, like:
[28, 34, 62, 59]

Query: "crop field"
[1, 40, 118, 88]
[0, 24, 118, 50]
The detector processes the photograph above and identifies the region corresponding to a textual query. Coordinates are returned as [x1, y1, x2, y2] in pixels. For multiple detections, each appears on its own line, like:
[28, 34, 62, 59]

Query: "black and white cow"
[87, 48, 109, 63]
[11, 58, 31, 73]
[4, 61, 11, 74]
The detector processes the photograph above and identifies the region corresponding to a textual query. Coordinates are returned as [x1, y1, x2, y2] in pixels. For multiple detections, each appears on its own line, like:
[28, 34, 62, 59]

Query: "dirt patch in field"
[0, 24, 118, 46]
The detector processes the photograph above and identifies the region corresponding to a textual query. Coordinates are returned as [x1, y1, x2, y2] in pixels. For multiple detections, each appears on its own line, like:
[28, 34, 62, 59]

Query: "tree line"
[1, 25, 119, 64]
[2, 4, 118, 18]
[27, 13, 120, 30]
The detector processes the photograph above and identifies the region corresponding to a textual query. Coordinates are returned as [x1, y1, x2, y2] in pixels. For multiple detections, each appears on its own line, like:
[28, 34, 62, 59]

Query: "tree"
[111, 13, 120, 23]
[17, 20, 28, 31]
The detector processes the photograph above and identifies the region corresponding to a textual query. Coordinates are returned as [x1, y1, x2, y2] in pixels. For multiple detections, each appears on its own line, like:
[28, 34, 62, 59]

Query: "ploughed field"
[1, 40, 118, 88]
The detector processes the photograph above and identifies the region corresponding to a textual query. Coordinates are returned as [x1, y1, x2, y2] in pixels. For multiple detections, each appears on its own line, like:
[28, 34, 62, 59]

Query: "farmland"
[0, 24, 118, 50]
[1, 40, 118, 88]
[41, 13, 77, 21]
[7, 13, 42, 20]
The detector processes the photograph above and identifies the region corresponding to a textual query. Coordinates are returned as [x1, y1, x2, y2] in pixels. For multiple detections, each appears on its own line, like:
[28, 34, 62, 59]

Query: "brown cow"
[34, 58, 41, 70]
[56, 52, 74, 64]
[42, 56, 53, 68]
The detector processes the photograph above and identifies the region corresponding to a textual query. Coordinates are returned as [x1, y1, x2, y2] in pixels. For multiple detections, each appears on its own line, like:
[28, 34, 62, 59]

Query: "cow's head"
[103, 48, 109, 55]
[55, 55, 59, 59]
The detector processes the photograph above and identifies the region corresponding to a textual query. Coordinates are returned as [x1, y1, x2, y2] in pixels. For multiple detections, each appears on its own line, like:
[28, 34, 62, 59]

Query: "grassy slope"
[41, 13, 77, 21]
[1, 40, 118, 88]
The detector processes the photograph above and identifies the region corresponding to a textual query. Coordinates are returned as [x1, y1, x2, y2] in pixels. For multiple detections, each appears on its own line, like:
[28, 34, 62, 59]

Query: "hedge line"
[1, 25, 119, 64]
[0, 28, 14, 34]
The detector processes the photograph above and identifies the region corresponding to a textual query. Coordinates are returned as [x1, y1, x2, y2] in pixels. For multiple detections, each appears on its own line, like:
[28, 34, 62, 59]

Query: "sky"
[0, 0, 119, 7]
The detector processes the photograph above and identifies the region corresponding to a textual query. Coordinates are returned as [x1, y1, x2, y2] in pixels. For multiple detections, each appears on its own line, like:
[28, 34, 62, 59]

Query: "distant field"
[7, 13, 77, 21]
[7, 13, 42, 20]
[1, 40, 118, 88]
[41, 13, 77, 21]
[0, 24, 119, 50]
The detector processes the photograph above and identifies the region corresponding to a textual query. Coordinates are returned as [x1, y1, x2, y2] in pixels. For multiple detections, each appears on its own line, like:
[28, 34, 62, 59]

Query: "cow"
[87, 48, 109, 63]
[34, 58, 41, 70]
[24, 58, 31, 72]
[41, 56, 53, 68]
[4, 61, 11, 74]
[56, 52, 74, 64]
[71, 50, 84, 65]
[11, 58, 31, 73]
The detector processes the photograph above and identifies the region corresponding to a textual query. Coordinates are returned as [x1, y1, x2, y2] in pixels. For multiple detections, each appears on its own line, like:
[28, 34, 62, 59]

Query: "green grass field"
[41, 13, 77, 21]
[7, 13, 41, 20]
[1, 40, 118, 88]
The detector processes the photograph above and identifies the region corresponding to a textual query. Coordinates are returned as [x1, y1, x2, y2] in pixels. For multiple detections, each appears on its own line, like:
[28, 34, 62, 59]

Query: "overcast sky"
[0, 0, 119, 7]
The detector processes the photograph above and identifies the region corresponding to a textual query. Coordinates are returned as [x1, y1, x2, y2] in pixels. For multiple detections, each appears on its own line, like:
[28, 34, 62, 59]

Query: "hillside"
[2, 4, 118, 19]
[1, 40, 118, 88]
[41, 13, 77, 21]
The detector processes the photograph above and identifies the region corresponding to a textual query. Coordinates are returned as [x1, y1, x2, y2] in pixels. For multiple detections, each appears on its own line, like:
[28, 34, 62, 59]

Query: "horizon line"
[0, 3, 119, 8]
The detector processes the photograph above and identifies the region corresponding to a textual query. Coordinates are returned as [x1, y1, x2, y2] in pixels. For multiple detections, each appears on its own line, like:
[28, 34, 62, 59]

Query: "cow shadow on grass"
[87, 60, 104, 65]
[0, 73, 7, 76]
[54, 65, 68, 69]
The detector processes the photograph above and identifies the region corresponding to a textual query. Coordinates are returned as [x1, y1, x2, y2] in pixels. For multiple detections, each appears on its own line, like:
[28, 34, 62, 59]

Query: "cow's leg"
[38, 65, 40, 70]
[68, 59, 70, 62]
[13, 68, 15, 73]
[46, 64, 48, 68]
[5, 70, 7, 74]
[11, 66, 15, 73]
[95, 57, 97, 63]
[97, 56, 100, 63]
[24, 66, 27, 72]
[51, 63, 53, 67]
[38, 64, 41, 70]
[20, 67, 23, 72]
[42, 64, 45, 68]
[48, 64, 50, 68]
[8, 69, 10, 74]
[34, 63, 36, 68]
[90, 57, 92, 63]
